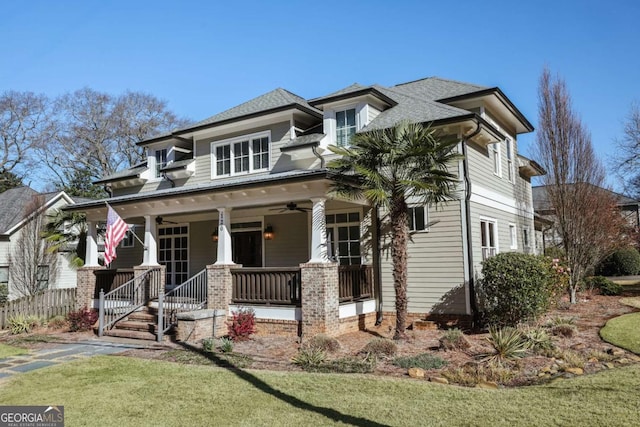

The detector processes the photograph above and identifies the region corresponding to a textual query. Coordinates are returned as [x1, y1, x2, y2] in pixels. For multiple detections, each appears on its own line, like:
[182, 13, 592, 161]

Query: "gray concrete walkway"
[0, 339, 151, 380]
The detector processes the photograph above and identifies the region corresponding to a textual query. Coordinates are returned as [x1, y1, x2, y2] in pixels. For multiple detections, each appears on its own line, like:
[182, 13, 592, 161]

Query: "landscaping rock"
[413, 320, 437, 331]
[618, 358, 630, 365]
[564, 367, 584, 375]
[608, 349, 625, 357]
[408, 368, 425, 378]
[571, 343, 586, 351]
[587, 357, 598, 363]
[476, 381, 499, 390]
[429, 376, 449, 385]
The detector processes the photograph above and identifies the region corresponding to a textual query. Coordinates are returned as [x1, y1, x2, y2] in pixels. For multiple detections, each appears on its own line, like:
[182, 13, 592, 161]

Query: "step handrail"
[98, 267, 162, 336]
[157, 268, 208, 341]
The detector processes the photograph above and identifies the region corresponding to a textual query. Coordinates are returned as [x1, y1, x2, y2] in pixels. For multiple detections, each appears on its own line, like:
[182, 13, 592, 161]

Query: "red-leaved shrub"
[67, 307, 98, 332]
[227, 307, 256, 341]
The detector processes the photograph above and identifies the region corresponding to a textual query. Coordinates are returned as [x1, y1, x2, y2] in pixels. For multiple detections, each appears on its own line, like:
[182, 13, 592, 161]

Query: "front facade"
[0, 187, 80, 301]
[69, 77, 542, 337]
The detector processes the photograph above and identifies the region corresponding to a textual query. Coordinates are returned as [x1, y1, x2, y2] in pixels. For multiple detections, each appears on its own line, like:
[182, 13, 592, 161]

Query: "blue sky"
[2, 0, 639, 190]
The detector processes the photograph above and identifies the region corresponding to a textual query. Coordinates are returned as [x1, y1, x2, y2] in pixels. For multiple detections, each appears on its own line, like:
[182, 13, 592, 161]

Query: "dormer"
[309, 84, 396, 147]
[138, 134, 195, 181]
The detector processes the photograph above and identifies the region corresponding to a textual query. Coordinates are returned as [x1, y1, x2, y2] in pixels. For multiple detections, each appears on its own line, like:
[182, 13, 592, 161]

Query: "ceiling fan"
[269, 202, 311, 213]
[155, 216, 178, 225]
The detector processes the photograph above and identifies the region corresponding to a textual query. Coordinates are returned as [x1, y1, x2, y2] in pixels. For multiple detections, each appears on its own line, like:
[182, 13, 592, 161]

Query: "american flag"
[104, 205, 129, 266]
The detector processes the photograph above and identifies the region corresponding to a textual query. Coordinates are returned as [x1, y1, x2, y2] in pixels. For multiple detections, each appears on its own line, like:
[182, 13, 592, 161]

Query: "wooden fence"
[0, 288, 77, 330]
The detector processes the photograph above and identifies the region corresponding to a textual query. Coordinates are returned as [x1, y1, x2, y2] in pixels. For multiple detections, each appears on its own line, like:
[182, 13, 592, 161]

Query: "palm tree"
[43, 209, 88, 268]
[328, 121, 462, 339]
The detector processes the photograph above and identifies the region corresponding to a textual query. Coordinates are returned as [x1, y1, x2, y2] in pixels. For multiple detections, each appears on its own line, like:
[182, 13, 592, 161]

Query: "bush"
[544, 247, 565, 260]
[392, 353, 447, 370]
[202, 338, 216, 352]
[291, 347, 326, 368]
[520, 326, 554, 354]
[0, 284, 8, 306]
[483, 327, 530, 365]
[361, 338, 397, 358]
[597, 247, 640, 276]
[583, 276, 623, 296]
[306, 334, 340, 353]
[478, 253, 555, 327]
[227, 307, 256, 341]
[8, 315, 43, 335]
[218, 337, 234, 353]
[545, 316, 577, 337]
[439, 329, 471, 351]
[314, 356, 376, 374]
[47, 315, 68, 330]
[67, 307, 98, 332]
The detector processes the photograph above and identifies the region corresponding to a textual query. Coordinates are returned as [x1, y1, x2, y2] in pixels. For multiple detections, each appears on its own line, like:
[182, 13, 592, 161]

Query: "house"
[0, 187, 83, 301]
[66, 76, 543, 340]
[532, 184, 640, 252]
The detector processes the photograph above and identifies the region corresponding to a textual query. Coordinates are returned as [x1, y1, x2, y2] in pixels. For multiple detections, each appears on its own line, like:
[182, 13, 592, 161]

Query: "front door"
[158, 225, 189, 287]
[232, 231, 262, 267]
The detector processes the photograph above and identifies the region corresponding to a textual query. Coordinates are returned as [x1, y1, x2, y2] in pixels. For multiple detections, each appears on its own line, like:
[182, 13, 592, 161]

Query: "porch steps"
[103, 306, 173, 342]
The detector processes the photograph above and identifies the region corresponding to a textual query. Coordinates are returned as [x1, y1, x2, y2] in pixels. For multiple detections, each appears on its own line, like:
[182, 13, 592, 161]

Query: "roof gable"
[0, 187, 74, 235]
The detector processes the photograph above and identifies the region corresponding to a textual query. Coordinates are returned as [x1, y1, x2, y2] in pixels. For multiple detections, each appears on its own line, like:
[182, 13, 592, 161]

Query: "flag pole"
[104, 202, 148, 249]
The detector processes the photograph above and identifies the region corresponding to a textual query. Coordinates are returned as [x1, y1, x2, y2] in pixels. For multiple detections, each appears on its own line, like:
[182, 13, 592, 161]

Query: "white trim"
[479, 216, 499, 255]
[407, 204, 429, 232]
[490, 141, 502, 177]
[506, 138, 515, 184]
[158, 223, 190, 286]
[229, 304, 301, 321]
[470, 184, 535, 219]
[210, 130, 271, 178]
[339, 299, 376, 318]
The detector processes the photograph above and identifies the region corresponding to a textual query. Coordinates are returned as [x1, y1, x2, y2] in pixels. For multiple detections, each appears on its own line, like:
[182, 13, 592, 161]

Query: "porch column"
[206, 264, 233, 338]
[142, 215, 159, 266]
[84, 220, 100, 267]
[309, 197, 329, 263]
[300, 262, 340, 337]
[215, 207, 234, 265]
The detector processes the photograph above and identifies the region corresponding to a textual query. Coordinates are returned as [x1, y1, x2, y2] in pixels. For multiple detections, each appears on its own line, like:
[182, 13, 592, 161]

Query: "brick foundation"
[253, 318, 301, 336]
[381, 311, 474, 331]
[176, 309, 225, 342]
[300, 262, 339, 338]
[76, 266, 104, 310]
[338, 312, 378, 335]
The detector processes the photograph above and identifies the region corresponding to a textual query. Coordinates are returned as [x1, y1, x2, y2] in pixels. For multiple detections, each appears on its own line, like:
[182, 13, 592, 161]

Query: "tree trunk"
[391, 199, 409, 340]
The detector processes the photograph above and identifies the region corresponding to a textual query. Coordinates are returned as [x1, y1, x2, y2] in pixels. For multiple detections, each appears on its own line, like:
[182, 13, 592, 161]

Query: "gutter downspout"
[103, 185, 113, 198]
[462, 123, 482, 327]
[162, 172, 176, 188]
[374, 206, 383, 325]
[311, 144, 325, 169]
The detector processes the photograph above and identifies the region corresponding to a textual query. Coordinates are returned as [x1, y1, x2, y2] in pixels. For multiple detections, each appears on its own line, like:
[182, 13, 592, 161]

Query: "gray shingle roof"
[0, 187, 41, 234]
[181, 88, 321, 131]
[393, 77, 489, 101]
[280, 133, 325, 151]
[533, 184, 640, 212]
[161, 159, 194, 172]
[94, 163, 148, 185]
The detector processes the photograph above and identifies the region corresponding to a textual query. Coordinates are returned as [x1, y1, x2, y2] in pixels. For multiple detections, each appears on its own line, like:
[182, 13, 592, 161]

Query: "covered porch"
[72, 172, 380, 340]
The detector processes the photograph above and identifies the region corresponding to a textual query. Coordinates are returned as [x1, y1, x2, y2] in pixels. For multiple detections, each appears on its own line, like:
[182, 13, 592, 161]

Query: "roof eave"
[309, 88, 398, 108]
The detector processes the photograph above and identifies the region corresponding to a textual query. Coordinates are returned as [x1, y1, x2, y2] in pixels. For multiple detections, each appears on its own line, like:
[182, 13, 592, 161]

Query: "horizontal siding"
[380, 201, 467, 315]
[110, 226, 144, 269]
[264, 213, 309, 267]
[190, 220, 217, 274]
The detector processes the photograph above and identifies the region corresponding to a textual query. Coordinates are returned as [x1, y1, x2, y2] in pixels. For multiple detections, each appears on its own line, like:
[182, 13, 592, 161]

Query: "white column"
[215, 207, 234, 264]
[84, 220, 100, 267]
[142, 215, 159, 266]
[309, 197, 329, 263]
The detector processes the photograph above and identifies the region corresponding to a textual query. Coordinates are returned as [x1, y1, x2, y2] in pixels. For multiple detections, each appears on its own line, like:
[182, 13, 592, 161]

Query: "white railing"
[98, 268, 162, 336]
[157, 269, 208, 341]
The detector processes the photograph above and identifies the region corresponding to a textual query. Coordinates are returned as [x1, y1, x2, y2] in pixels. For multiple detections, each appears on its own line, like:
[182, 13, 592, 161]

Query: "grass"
[0, 343, 27, 359]
[619, 297, 640, 309]
[1, 356, 640, 426]
[600, 312, 640, 354]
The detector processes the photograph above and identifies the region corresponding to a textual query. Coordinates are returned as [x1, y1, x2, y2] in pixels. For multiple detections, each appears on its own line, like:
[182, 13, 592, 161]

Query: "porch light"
[211, 230, 218, 242]
[263, 225, 274, 240]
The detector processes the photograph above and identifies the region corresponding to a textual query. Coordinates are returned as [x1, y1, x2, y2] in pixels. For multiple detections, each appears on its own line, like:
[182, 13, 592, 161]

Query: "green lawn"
[1, 356, 640, 426]
[0, 343, 27, 359]
[600, 312, 640, 354]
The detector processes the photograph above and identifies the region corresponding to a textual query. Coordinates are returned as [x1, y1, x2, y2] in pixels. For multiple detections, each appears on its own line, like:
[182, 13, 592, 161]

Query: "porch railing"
[338, 265, 374, 302]
[231, 267, 301, 305]
[98, 267, 162, 336]
[157, 268, 208, 341]
[94, 269, 135, 299]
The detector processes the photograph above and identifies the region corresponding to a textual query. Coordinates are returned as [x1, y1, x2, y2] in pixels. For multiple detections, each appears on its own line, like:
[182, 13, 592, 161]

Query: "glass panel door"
[158, 225, 189, 288]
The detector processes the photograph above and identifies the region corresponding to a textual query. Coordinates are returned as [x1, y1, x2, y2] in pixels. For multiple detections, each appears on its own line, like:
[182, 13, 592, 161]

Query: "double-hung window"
[213, 133, 270, 177]
[408, 205, 428, 232]
[509, 223, 517, 249]
[326, 212, 361, 265]
[336, 108, 356, 147]
[155, 148, 168, 178]
[506, 138, 514, 183]
[36, 266, 49, 291]
[490, 142, 501, 177]
[480, 218, 498, 260]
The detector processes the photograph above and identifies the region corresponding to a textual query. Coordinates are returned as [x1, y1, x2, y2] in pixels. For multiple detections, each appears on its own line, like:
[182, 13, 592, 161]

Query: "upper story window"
[408, 205, 428, 232]
[480, 218, 498, 260]
[212, 132, 270, 178]
[155, 148, 167, 178]
[509, 223, 517, 249]
[490, 142, 501, 177]
[506, 138, 514, 183]
[121, 229, 135, 248]
[336, 108, 357, 147]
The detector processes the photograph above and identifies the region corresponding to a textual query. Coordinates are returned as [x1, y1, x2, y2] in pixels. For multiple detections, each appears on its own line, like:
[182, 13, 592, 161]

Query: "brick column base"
[76, 266, 104, 310]
[300, 262, 339, 338]
[206, 264, 235, 338]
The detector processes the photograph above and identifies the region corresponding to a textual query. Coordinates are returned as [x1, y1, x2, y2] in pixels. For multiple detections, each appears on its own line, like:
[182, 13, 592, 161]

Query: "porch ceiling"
[72, 171, 368, 221]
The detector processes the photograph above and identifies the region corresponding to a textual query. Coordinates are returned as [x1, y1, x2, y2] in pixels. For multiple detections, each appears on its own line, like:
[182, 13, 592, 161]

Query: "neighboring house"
[0, 187, 83, 300]
[532, 184, 640, 252]
[68, 76, 543, 338]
